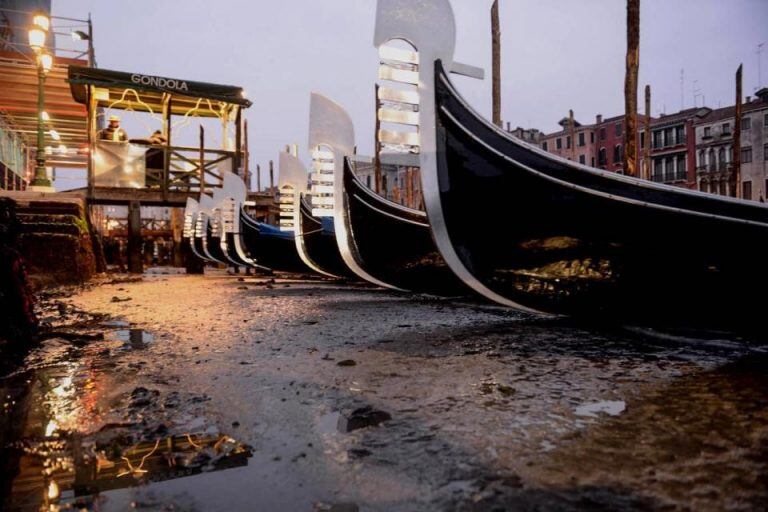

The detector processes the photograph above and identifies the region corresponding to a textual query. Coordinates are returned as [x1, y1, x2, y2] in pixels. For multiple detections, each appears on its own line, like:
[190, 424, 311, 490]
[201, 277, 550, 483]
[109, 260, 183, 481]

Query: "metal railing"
[652, 134, 687, 149]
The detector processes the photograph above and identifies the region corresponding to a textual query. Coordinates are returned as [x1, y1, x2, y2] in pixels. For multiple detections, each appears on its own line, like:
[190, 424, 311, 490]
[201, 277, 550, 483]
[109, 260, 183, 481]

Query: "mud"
[1, 271, 766, 511]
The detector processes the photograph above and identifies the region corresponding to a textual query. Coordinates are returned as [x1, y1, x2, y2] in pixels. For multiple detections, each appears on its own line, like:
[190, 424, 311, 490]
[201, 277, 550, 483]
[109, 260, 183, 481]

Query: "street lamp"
[28, 12, 54, 191]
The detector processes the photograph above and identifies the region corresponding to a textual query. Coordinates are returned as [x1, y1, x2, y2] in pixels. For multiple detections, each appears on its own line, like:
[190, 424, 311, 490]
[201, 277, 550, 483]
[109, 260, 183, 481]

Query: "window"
[556, 138, 562, 150]
[722, 122, 731, 135]
[765, 144, 768, 161]
[591, 157, 595, 167]
[366, 175, 371, 187]
[542, 141, 548, 151]
[599, 127, 606, 140]
[653, 159, 663, 180]
[675, 126, 685, 144]
[676, 155, 686, 179]
[741, 146, 753, 163]
[664, 128, 673, 146]
[743, 181, 752, 200]
[579, 154, 586, 164]
[640, 132, 645, 149]
[578, 132, 585, 147]
[665, 156, 675, 180]
[698, 149, 705, 168]
[764, 114, 768, 127]
[653, 131, 662, 148]
[613, 144, 622, 164]
[615, 123, 622, 137]
[703, 127, 711, 138]
[718, 148, 725, 170]
[590, 132, 595, 143]
[741, 117, 751, 130]
[566, 136, 571, 149]
[598, 148, 607, 166]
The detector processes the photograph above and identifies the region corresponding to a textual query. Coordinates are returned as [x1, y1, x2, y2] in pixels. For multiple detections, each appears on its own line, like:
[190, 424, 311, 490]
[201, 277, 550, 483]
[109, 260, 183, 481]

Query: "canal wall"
[0, 193, 103, 288]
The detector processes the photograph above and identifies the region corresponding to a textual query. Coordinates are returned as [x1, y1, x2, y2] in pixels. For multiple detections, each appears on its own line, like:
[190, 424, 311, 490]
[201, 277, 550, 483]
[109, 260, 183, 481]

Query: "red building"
[539, 118, 596, 167]
[593, 114, 634, 173]
[646, 107, 710, 189]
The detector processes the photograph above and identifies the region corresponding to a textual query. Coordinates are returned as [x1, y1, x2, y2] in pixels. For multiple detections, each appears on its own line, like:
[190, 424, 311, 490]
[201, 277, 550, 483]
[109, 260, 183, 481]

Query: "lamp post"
[28, 12, 54, 191]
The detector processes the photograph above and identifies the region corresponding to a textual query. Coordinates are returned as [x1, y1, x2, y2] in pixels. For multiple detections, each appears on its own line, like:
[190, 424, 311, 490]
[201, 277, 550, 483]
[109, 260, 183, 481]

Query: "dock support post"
[127, 201, 143, 274]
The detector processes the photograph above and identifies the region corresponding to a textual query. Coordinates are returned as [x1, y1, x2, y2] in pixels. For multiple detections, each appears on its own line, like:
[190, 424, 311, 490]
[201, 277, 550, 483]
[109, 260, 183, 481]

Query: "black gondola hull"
[240, 210, 308, 273]
[342, 158, 468, 295]
[298, 195, 354, 278]
[433, 61, 768, 329]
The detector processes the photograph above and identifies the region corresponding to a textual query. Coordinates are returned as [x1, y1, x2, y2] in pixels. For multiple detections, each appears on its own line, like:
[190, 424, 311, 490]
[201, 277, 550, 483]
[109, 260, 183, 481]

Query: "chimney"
[596, 114, 603, 124]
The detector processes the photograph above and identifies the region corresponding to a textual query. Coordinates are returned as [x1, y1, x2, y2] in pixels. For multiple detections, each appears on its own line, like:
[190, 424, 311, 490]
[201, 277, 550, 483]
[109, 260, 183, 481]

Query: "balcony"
[696, 162, 731, 177]
[652, 134, 687, 150]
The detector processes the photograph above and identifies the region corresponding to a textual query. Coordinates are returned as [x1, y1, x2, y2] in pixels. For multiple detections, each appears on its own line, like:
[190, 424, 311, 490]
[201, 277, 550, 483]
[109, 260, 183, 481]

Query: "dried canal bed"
[1, 272, 766, 511]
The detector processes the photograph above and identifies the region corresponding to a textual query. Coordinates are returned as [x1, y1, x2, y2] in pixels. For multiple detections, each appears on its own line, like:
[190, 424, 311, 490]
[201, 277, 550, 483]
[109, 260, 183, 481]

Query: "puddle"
[317, 411, 343, 436]
[0, 342, 250, 512]
[114, 328, 155, 349]
[574, 400, 626, 418]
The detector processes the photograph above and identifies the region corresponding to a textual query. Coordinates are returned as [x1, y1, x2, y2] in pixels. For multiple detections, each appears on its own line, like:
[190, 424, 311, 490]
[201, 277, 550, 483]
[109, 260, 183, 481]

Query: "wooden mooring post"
[623, 0, 640, 177]
[644, 85, 651, 180]
[269, 160, 275, 197]
[199, 125, 206, 197]
[127, 201, 143, 274]
[732, 64, 743, 198]
[491, 0, 501, 127]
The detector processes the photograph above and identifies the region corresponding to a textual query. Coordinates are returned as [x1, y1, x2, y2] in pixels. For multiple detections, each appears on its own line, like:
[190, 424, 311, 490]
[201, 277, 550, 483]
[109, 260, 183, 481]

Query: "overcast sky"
[53, 0, 767, 187]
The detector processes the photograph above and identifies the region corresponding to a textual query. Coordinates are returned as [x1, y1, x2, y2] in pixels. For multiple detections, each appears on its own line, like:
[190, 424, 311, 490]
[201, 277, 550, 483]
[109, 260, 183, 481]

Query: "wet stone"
[129, 387, 159, 408]
[338, 406, 392, 433]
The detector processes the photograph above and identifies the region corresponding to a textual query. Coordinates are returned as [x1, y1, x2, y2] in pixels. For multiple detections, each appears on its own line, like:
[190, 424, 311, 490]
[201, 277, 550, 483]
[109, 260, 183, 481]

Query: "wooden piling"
[244, 119, 250, 190]
[644, 85, 651, 180]
[269, 160, 275, 197]
[127, 201, 143, 274]
[256, 164, 261, 192]
[623, 0, 640, 177]
[374, 84, 382, 193]
[569, 109, 576, 161]
[491, 0, 502, 127]
[732, 64, 743, 198]
[199, 125, 205, 197]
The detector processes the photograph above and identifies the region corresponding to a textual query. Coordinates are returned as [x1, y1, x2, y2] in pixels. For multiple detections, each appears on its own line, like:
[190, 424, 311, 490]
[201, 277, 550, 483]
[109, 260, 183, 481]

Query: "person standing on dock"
[98, 115, 128, 142]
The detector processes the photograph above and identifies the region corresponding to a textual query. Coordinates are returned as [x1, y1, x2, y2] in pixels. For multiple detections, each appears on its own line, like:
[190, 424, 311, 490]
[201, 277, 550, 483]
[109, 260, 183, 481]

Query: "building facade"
[647, 107, 708, 189]
[539, 117, 596, 167]
[694, 88, 768, 200]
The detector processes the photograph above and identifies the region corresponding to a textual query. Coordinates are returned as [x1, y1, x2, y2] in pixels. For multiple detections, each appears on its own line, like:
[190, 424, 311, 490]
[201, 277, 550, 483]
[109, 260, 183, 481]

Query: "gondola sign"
[131, 74, 189, 92]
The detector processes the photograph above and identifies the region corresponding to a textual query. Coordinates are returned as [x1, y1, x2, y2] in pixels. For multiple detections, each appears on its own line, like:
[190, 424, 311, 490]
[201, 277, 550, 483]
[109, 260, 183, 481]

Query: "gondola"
[292, 93, 358, 280]
[237, 152, 312, 273]
[340, 157, 468, 296]
[183, 198, 209, 263]
[216, 172, 260, 269]
[194, 194, 228, 265]
[375, 0, 768, 329]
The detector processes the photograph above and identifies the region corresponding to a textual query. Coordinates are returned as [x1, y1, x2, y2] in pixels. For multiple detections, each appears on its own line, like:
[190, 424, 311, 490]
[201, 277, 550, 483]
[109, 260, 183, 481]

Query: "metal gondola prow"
[307, 93, 403, 289]
[373, 0, 543, 312]
[219, 172, 262, 268]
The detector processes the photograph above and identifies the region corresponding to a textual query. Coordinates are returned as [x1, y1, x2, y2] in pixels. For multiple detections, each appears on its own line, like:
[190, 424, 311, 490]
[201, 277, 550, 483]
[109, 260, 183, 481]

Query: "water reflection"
[0, 337, 250, 512]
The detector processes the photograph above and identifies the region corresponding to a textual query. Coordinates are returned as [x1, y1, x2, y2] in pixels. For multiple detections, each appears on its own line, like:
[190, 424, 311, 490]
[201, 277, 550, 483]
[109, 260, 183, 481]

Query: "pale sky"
[52, 0, 768, 189]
